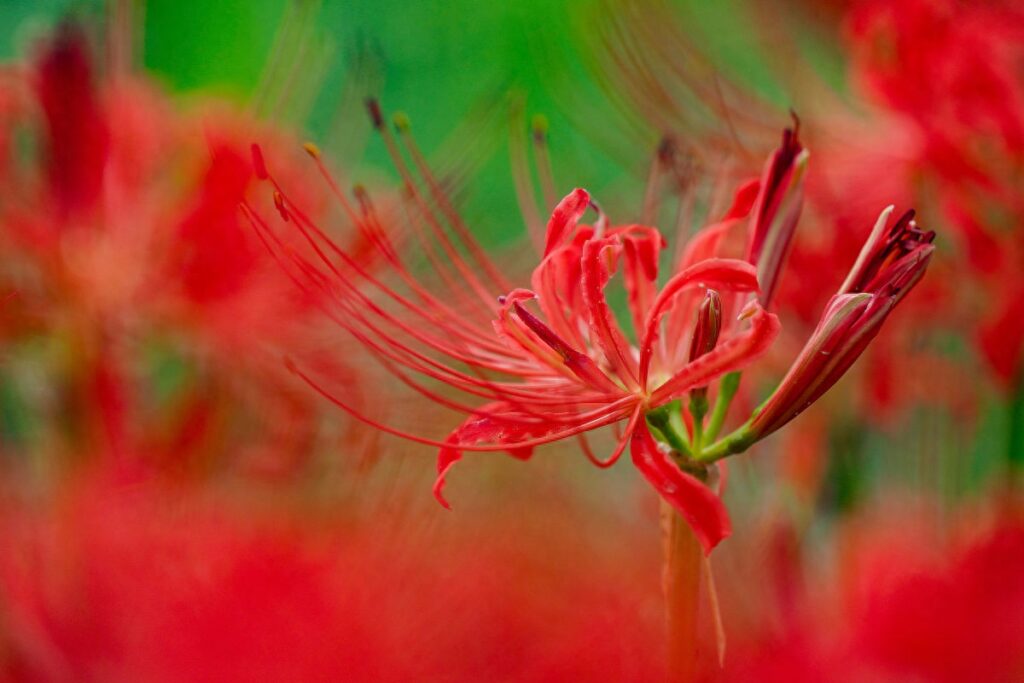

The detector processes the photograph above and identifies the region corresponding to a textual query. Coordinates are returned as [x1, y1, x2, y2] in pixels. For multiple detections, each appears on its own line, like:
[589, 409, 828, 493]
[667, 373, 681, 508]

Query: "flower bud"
[746, 123, 809, 310]
[750, 207, 935, 439]
[687, 289, 723, 410]
[688, 289, 723, 363]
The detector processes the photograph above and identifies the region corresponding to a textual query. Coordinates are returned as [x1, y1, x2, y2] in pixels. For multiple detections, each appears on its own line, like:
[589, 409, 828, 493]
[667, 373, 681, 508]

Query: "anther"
[392, 112, 411, 133]
[531, 114, 548, 144]
[302, 141, 321, 159]
[365, 98, 384, 129]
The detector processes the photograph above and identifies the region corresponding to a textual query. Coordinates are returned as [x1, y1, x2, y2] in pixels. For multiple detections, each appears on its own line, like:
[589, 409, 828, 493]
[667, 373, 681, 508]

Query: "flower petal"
[631, 421, 731, 554]
[544, 188, 590, 256]
[434, 403, 553, 509]
[619, 225, 667, 337]
[581, 236, 641, 388]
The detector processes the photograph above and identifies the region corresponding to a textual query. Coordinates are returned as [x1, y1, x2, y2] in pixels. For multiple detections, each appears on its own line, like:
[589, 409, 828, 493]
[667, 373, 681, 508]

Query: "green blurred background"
[0, 0, 843, 249]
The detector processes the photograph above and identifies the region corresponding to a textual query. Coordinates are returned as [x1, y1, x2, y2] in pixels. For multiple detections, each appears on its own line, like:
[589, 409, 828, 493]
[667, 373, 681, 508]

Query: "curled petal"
[723, 178, 761, 220]
[631, 421, 731, 554]
[581, 236, 641, 388]
[544, 188, 590, 256]
[434, 403, 552, 509]
[676, 180, 759, 271]
[677, 221, 739, 271]
[618, 225, 667, 336]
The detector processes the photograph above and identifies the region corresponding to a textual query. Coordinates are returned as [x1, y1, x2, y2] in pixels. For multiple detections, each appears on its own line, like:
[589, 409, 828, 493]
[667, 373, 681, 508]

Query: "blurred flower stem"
[662, 501, 702, 681]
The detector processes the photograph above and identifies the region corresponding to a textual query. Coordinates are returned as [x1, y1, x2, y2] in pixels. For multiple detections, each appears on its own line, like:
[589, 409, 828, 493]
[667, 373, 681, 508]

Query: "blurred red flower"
[0, 471, 664, 683]
[712, 507, 1024, 682]
[0, 25, 362, 475]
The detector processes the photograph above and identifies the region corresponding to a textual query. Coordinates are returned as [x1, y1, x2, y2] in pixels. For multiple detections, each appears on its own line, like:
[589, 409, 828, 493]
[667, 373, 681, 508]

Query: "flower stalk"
[662, 501, 704, 683]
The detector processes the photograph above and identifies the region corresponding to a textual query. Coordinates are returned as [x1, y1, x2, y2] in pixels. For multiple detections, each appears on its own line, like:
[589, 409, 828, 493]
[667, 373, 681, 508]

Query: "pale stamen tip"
[393, 112, 411, 132]
[737, 301, 759, 321]
[302, 141, 321, 159]
[531, 114, 548, 142]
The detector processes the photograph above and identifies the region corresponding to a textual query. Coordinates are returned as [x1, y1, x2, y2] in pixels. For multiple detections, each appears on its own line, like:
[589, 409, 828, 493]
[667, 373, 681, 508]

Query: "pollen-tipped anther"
[531, 114, 548, 144]
[393, 112, 411, 133]
[365, 98, 384, 129]
[302, 141, 321, 159]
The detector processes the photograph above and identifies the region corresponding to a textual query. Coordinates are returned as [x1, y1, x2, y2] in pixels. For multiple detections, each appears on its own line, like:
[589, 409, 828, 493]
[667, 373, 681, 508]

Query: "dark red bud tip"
[688, 289, 723, 362]
[251, 144, 268, 180]
[365, 98, 384, 129]
[657, 136, 675, 164]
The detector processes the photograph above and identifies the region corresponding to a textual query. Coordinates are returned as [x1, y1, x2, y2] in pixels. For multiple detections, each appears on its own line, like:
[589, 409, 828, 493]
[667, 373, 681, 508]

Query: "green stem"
[647, 402, 692, 458]
[695, 422, 755, 464]
[705, 372, 741, 443]
[689, 391, 709, 456]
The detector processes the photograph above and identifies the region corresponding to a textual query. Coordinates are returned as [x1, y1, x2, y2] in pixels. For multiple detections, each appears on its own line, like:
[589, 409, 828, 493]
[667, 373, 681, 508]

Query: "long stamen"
[367, 99, 500, 316]
[509, 101, 545, 251]
[530, 114, 557, 211]
[642, 136, 674, 225]
[393, 113, 512, 292]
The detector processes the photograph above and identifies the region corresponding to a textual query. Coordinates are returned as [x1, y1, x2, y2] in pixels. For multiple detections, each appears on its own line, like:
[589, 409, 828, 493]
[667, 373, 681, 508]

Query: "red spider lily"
[250, 112, 928, 554]
[250, 128, 782, 553]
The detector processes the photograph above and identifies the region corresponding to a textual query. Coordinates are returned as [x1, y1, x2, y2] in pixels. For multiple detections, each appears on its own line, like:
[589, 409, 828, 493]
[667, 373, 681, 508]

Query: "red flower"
[251, 115, 928, 554]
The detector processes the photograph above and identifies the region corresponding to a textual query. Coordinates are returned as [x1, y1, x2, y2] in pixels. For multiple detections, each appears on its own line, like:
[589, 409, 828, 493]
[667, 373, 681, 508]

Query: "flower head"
[252, 107, 930, 554]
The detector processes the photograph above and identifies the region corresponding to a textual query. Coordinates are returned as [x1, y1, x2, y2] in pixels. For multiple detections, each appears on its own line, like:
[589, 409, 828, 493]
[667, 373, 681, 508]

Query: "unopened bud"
[688, 289, 723, 363]
[746, 124, 809, 309]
